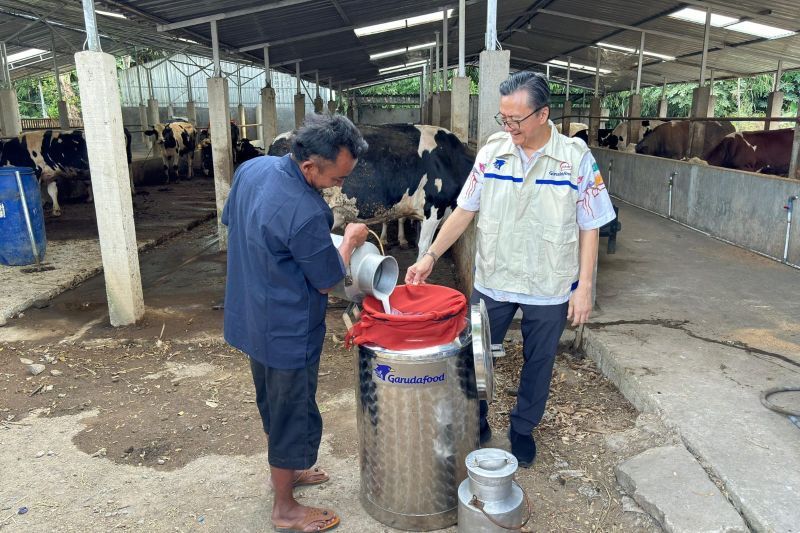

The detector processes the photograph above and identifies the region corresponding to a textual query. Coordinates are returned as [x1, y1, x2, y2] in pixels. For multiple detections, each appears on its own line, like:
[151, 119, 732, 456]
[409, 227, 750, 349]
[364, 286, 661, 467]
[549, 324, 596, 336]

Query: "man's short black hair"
[291, 114, 368, 163]
[499, 71, 551, 111]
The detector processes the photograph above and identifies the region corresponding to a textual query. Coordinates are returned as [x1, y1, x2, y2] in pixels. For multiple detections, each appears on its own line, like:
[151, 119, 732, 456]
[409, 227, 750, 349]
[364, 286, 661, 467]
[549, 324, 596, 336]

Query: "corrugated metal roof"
[0, 0, 798, 91]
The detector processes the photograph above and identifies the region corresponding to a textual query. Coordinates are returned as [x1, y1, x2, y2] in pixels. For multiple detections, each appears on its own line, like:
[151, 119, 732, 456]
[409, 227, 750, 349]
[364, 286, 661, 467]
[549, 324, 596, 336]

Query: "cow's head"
[144, 124, 178, 151]
[199, 138, 213, 176]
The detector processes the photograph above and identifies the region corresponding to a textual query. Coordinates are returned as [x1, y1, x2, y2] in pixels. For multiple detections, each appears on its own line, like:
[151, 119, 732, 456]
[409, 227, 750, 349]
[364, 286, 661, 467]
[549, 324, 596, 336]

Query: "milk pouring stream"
[329, 233, 399, 306]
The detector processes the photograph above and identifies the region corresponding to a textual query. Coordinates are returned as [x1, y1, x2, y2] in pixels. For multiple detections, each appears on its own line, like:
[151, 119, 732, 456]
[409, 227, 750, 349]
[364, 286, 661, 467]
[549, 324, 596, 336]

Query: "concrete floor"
[588, 201, 800, 532]
[0, 178, 216, 325]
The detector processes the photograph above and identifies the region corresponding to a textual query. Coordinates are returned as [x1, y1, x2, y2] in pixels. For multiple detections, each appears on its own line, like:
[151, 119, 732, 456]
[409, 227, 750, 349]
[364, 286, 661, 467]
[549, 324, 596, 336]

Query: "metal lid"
[466, 448, 518, 482]
[471, 299, 494, 403]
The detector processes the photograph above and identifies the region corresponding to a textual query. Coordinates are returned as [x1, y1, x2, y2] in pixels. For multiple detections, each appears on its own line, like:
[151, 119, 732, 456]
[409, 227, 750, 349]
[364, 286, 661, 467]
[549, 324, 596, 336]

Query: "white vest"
[475, 123, 589, 298]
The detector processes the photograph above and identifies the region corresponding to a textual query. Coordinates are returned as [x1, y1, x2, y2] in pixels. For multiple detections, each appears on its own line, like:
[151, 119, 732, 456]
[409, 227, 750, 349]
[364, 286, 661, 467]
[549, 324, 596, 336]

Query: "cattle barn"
[0, 0, 799, 531]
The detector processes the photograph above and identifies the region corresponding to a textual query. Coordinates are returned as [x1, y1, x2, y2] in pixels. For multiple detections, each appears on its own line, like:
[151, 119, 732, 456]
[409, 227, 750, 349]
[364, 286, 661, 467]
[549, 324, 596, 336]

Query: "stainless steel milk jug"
[329, 233, 399, 303]
[457, 448, 530, 532]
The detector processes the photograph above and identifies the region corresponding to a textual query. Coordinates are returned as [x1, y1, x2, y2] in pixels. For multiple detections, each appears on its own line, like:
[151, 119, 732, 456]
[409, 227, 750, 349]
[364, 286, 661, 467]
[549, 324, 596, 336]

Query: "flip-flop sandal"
[273, 507, 340, 532]
[293, 467, 329, 488]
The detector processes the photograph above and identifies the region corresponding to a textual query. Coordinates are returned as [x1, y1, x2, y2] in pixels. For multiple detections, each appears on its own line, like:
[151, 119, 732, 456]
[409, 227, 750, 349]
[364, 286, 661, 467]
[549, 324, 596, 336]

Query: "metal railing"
[558, 114, 800, 124]
[21, 117, 84, 130]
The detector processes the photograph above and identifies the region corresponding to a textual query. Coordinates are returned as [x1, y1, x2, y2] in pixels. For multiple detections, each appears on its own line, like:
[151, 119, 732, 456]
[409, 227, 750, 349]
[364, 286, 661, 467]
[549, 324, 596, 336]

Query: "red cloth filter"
[345, 284, 467, 350]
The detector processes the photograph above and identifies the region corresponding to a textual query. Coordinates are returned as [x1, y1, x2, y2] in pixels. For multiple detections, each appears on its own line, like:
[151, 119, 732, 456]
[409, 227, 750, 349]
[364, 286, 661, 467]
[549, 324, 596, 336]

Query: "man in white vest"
[406, 71, 616, 467]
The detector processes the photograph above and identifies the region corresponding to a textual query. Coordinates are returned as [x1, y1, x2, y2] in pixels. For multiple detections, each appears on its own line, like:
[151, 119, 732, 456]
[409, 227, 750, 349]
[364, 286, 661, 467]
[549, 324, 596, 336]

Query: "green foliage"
[15, 72, 80, 119]
[601, 71, 800, 129]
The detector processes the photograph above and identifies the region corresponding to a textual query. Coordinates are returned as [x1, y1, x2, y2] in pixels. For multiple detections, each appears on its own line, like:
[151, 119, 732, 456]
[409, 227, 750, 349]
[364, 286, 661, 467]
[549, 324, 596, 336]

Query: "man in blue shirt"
[223, 114, 368, 532]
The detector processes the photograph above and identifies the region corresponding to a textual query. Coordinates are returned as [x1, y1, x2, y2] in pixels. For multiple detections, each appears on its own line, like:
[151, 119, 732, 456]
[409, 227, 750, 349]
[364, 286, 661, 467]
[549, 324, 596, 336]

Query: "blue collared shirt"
[222, 154, 346, 369]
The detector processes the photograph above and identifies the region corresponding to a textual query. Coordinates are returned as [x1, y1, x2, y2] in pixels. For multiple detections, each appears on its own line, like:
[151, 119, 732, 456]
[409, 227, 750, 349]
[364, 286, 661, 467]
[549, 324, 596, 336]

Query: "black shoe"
[508, 428, 536, 467]
[479, 425, 492, 446]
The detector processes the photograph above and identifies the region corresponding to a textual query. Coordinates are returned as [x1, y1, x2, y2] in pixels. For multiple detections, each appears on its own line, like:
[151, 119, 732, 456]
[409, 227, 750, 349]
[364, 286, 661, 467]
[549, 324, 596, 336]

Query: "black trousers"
[249, 357, 323, 470]
[472, 289, 569, 435]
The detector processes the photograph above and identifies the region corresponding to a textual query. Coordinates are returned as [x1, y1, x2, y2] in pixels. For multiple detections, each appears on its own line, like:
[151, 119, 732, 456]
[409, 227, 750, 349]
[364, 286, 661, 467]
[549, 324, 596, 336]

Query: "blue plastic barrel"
[0, 167, 47, 266]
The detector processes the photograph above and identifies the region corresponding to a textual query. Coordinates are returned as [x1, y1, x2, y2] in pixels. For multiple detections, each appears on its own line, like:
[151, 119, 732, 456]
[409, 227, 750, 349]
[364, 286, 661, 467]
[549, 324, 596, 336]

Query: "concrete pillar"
[689, 85, 712, 158]
[438, 91, 452, 129]
[207, 77, 233, 251]
[626, 94, 641, 148]
[138, 105, 149, 147]
[346, 98, 354, 121]
[74, 51, 144, 327]
[237, 103, 246, 139]
[432, 93, 442, 127]
[314, 95, 324, 114]
[167, 103, 175, 121]
[328, 98, 336, 115]
[147, 97, 160, 126]
[589, 97, 602, 147]
[57, 100, 70, 130]
[477, 50, 510, 147]
[765, 91, 784, 131]
[562, 99, 572, 137]
[658, 98, 668, 118]
[261, 86, 277, 147]
[186, 101, 197, 125]
[294, 94, 306, 128]
[450, 76, 470, 142]
[789, 107, 800, 180]
[0, 89, 22, 137]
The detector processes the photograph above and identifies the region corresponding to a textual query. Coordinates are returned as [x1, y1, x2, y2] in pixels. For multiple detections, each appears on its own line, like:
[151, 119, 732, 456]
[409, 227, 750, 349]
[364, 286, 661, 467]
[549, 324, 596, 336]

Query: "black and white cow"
[268, 124, 475, 260]
[0, 130, 90, 216]
[0, 128, 134, 216]
[145, 121, 197, 183]
[198, 122, 241, 177]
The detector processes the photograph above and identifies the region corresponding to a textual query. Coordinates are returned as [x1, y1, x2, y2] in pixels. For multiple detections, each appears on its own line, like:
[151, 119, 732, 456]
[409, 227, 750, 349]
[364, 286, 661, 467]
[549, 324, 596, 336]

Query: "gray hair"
[291, 114, 369, 163]
[499, 71, 551, 111]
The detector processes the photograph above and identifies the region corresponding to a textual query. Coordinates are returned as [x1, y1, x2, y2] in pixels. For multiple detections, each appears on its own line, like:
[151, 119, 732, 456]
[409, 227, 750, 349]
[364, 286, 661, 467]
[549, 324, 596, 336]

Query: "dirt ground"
[0, 220, 664, 532]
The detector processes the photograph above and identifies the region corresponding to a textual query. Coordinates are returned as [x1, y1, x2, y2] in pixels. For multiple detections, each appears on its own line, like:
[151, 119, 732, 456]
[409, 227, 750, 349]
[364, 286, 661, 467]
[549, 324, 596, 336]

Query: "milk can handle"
[468, 480, 532, 532]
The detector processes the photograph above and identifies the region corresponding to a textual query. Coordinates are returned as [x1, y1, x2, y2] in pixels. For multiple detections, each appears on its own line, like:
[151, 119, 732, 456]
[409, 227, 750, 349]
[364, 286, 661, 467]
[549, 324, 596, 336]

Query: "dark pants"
[249, 357, 323, 470]
[472, 289, 569, 435]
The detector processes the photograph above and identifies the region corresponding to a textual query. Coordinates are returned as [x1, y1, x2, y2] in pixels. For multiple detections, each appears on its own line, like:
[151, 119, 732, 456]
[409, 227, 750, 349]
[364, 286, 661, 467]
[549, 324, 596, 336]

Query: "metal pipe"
[699, 7, 710, 86]
[458, 0, 465, 77]
[784, 196, 798, 263]
[38, 79, 48, 118]
[0, 42, 8, 88]
[316, 70, 320, 98]
[211, 20, 221, 77]
[565, 57, 571, 100]
[146, 67, 154, 99]
[164, 59, 172, 105]
[15, 170, 40, 264]
[81, 0, 102, 52]
[295, 61, 301, 94]
[668, 172, 676, 218]
[434, 31, 440, 91]
[486, 0, 497, 51]
[442, 7, 448, 89]
[774, 60, 783, 92]
[263, 46, 272, 87]
[661, 77, 667, 100]
[51, 31, 63, 100]
[636, 32, 644, 94]
[427, 49, 433, 95]
[594, 47, 600, 96]
[607, 159, 613, 193]
[186, 73, 193, 101]
[135, 50, 144, 105]
[546, 64, 550, 80]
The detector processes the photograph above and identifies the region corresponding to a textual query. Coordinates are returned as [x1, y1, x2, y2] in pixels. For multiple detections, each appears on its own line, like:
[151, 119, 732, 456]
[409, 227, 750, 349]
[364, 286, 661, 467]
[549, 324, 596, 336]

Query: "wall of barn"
[356, 107, 421, 125]
[593, 148, 800, 265]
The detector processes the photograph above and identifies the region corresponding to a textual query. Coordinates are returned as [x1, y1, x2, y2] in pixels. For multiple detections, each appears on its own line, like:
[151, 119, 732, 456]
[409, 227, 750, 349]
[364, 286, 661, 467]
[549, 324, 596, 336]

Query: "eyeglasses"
[494, 105, 547, 129]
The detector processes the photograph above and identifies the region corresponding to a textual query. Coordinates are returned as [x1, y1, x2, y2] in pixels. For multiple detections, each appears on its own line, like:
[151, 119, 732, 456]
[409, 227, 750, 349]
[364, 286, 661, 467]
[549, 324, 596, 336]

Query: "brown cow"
[635, 120, 735, 160]
[704, 128, 794, 175]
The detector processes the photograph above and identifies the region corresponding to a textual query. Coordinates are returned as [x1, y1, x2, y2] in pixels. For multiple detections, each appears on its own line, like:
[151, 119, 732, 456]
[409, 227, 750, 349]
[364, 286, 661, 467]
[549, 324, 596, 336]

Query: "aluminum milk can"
[457, 448, 530, 533]
[329, 233, 398, 303]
